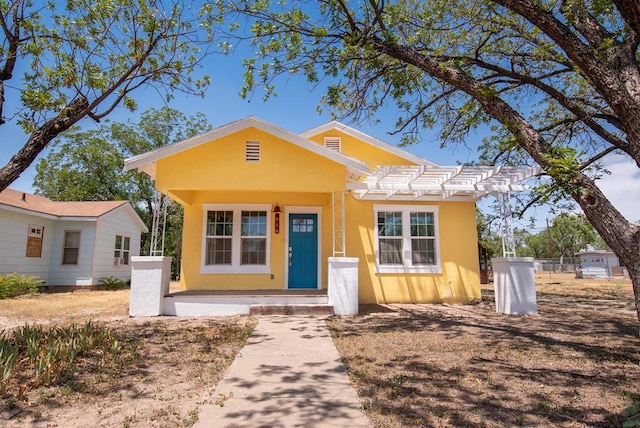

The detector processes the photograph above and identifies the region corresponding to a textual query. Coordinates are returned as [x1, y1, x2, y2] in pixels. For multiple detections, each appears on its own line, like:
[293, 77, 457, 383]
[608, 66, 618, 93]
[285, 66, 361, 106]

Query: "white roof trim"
[347, 165, 540, 201]
[0, 203, 59, 220]
[300, 121, 437, 167]
[124, 116, 370, 179]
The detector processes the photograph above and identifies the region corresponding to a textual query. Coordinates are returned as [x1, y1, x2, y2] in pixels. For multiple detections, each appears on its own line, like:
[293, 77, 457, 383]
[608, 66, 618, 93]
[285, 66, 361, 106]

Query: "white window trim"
[373, 205, 441, 274]
[114, 234, 131, 266]
[201, 203, 271, 274]
[284, 206, 322, 289]
[28, 224, 44, 237]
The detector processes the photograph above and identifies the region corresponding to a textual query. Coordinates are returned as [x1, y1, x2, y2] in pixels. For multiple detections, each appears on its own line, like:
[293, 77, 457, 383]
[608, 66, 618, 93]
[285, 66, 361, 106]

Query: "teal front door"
[288, 214, 318, 289]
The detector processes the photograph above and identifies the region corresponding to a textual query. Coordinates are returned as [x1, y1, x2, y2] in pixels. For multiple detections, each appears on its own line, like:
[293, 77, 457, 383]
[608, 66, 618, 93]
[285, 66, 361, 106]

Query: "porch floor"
[166, 289, 327, 298]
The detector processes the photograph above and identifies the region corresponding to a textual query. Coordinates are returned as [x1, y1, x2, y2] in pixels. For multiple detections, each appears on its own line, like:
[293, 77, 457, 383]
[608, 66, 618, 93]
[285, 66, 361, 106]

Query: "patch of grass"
[1, 314, 255, 426]
[0, 321, 126, 399]
[622, 402, 640, 428]
[0, 289, 130, 322]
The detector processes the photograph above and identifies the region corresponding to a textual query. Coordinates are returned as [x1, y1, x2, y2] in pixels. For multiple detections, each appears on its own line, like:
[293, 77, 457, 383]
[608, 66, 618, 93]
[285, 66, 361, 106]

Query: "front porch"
[163, 288, 332, 316]
[129, 256, 359, 317]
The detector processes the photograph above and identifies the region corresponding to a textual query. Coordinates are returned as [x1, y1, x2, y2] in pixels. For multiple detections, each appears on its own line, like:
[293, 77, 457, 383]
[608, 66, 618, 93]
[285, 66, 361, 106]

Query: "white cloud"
[597, 156, 640, 224]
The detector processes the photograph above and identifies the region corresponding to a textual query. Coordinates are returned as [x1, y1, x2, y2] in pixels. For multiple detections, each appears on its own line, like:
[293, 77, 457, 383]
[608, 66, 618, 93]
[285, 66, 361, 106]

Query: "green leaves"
[33, 106, 210, 261]
[0, 0, 222, 192]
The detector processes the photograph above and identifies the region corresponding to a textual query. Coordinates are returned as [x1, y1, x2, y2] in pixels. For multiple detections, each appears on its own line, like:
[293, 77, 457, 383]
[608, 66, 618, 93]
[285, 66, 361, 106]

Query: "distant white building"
[575, 250, 620, 278]
[0, 188, 148, 288]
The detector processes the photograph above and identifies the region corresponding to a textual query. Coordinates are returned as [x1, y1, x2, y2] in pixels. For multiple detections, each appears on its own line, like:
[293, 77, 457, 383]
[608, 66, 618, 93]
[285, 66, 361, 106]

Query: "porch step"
[250, 304, 334, 316]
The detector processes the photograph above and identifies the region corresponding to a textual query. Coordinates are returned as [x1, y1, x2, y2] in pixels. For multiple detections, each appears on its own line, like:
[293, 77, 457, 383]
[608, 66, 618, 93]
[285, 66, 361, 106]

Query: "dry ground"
[328, 273, 640, 427]
[1, 275, 639, 427]
[0, 284, 255, 427]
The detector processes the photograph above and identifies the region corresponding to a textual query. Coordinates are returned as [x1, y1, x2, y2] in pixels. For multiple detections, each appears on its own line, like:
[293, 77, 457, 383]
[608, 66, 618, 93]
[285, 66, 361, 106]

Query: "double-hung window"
[114, 235, 130, 265]
[374, 205, 441, 273]
[202, 204, 270, 274]
[62, 230, 80, 265]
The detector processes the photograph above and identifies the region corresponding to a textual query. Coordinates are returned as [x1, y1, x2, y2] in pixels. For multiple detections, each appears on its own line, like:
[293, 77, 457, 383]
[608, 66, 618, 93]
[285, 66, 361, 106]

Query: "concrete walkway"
[194, 315, 371, 428]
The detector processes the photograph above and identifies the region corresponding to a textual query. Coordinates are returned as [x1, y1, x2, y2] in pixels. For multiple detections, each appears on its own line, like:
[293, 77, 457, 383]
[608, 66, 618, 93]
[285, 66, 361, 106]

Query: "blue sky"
[2, 49, 639, 230]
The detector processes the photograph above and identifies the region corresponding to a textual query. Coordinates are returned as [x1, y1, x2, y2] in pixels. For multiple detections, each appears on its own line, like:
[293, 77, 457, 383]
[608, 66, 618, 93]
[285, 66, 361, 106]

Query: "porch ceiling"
[346, 165, 541, 201]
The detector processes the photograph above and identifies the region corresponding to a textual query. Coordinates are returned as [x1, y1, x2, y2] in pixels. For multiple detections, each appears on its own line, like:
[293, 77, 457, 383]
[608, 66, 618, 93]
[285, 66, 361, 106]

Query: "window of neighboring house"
[62, 231, 80, 265]
[374, 205, 441, 273]
[114, 235, 130, 265]
[202, 204, 270, 273]
[26, 224, 44, 258]
[324, 137, 341, 152]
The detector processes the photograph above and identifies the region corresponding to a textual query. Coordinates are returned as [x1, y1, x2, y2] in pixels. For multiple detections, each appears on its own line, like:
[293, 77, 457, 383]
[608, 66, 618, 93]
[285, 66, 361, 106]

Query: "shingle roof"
[0, 188, 128, 218]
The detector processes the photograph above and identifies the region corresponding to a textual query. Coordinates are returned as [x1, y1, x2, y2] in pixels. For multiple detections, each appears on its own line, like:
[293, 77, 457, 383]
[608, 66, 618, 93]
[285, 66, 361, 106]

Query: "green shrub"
[0, 273, 43, 299]
[99, 276, 127, 290]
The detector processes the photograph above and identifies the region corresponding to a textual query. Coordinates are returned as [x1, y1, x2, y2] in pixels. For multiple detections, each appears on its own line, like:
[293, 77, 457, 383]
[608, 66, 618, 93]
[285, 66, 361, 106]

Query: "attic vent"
[245, 141, 260, 161]
[324, 137, 341, 152]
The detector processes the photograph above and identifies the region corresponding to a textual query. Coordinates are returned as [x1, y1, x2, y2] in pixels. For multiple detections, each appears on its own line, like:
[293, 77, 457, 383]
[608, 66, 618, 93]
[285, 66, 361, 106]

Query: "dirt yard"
[328, 274, 639, 427]
[1, 275, 638, 427]
[0, 286, 255, 427]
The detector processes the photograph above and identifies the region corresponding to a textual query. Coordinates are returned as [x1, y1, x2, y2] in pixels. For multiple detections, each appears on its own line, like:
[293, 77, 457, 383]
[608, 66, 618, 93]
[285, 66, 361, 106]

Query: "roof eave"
[300, 121, 437, 167]
[124, 116, 371, 177]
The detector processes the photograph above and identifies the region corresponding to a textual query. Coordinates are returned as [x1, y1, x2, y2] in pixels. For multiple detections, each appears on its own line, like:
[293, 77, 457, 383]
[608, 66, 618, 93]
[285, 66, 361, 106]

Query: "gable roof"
[0, 188, 148, 231]
[124, 116, 370, 179]
[299, 121, 437, 167]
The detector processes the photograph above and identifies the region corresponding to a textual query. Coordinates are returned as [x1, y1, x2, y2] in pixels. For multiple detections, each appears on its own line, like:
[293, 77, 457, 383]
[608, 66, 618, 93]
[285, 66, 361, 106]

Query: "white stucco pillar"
[129, 256, 172, 317]
[328, 257, 359, 315]
[492, 257, 537, 315]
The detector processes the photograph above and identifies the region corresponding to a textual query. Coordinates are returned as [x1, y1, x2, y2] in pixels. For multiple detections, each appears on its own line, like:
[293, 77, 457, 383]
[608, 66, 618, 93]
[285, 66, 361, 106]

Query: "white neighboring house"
[0, 188, 148, 287]
[576, 250, 621, 278]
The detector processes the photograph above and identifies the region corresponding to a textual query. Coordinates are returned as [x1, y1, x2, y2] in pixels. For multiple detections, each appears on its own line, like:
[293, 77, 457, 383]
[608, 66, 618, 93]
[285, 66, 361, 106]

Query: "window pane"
[122, 252, 129, 265]
[378, 212, 403, 237]
[63, 249, 79, 265]
[115, 235, 122, 249]
[410, 212, 434, 237]
[206, 237, 232, 265]
[292, 217, 314, 233]
[241, 211, 267, 236]
[207, 211, 233, 236]
[124, 237, 130, 250]
[241, 238, 266, 265]
[379, 238, 402, 264]
[412, 238, 435, 265]
[65, 231, 80, 248]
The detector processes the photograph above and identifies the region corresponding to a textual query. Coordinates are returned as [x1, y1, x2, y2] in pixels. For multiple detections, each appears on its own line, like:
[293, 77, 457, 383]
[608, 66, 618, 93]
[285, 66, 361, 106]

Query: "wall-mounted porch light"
[273, 204, 281, 234]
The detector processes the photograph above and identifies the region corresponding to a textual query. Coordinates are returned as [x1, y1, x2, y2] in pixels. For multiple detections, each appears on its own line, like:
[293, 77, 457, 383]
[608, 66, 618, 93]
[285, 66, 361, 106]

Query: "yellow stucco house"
[125, 117, 536, 316]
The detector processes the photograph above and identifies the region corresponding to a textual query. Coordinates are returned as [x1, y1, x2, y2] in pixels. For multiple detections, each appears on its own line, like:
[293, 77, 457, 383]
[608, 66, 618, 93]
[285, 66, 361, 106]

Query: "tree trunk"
[626, 261, 640, 330]
[573, 175, 640, 329]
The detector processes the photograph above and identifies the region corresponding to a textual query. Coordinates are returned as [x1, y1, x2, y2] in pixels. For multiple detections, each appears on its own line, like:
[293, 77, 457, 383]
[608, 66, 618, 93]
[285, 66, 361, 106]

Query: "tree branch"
[612, 0, 640, 39]
[466, 58, 629, 152]
[579, 145, 621, 170]
[0, 1, 21, 125]
[561, 0, 615, 49]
